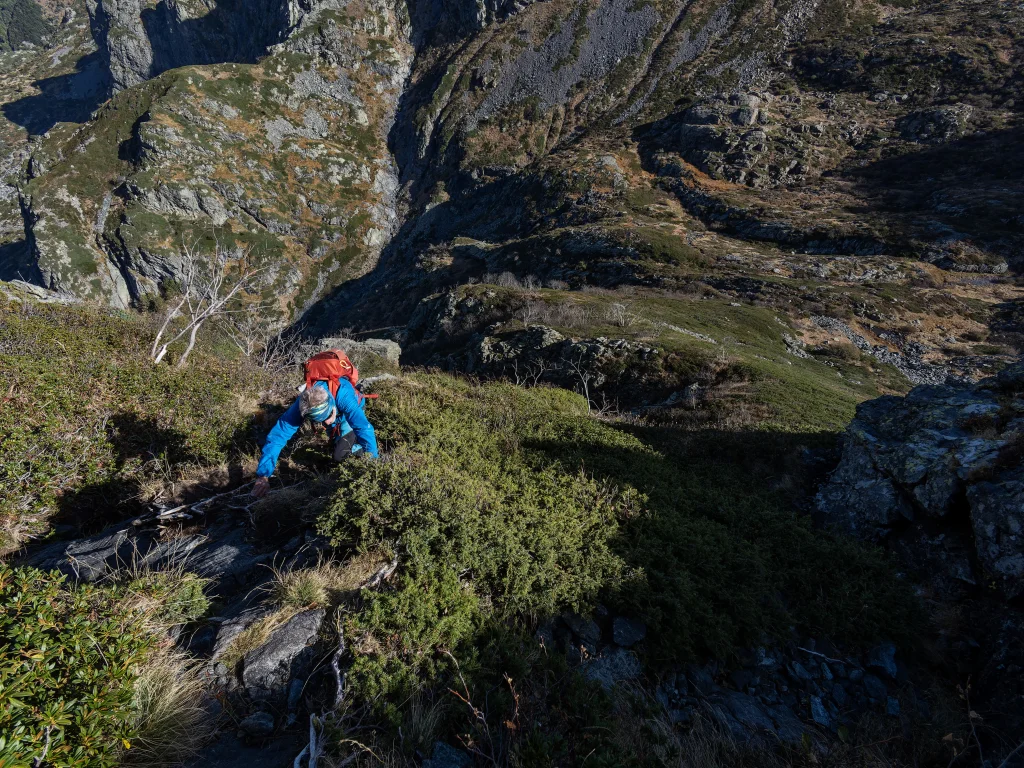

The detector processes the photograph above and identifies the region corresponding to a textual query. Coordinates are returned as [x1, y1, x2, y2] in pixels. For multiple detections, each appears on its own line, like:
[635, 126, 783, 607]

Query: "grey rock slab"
[612, 616, 647, 647]
[708, 689, 808, 745]
[423, 741, 473, 768]
[242, 608, 325, 698]
[19, 525, 203, 583]
[20, 528, 131, 582]
[581, 648, 642, 690]
[238, 711, 275, 738]
[188, 524, 273, 596]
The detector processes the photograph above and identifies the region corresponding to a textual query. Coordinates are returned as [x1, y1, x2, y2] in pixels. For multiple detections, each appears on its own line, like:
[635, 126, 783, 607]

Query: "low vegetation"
[0, 298, 926, 764]
[314, 373, 920, 750]
[0, 296, 272, 553]
[0, 562, 210, 767]
[0, 0, 48, 52]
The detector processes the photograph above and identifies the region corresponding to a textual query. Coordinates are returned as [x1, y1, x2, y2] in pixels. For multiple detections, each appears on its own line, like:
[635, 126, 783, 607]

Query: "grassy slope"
[0, 296, 923, 764]
[0, 295, 270, 553]
[445, 282, 910, 430]
[307, 372, 921, 763]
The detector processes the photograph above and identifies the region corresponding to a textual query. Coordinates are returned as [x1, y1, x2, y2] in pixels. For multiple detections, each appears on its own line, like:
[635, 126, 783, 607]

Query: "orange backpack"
[303, 349, 377, 404]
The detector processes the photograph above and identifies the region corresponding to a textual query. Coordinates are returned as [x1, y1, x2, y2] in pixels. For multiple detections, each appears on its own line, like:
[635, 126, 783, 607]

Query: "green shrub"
[0, 0, 49, 52]
[316, 374, 921, 711]
[0, 298, 268, 552]
[0, 564, 157, 767]
[319, 378, 630, 703]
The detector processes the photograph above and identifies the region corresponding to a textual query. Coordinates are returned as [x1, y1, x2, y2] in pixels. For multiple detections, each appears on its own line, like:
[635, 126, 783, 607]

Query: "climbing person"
[251, 349, 378, 498]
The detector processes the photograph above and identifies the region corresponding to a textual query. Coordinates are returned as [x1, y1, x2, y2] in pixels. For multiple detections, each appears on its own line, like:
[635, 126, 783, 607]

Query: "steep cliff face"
[0, 1, 99, 268]
[18, 0, 413, 312]
[85, 0, 294, 91]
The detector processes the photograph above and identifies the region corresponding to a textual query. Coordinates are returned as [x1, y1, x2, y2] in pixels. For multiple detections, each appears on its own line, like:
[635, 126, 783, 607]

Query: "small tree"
[225, 314, 304, 374]
[150, 243, 262, 368]
[564, 352, 595, 413]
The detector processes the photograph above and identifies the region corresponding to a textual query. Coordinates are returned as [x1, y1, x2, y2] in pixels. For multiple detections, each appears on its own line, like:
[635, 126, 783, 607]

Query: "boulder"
[317, 337, 403, 365]
[423, 742, 473, 768]
[238, 711, 275, 738]
[817, 370, 1024, 600]
[897, 104, 973, 143]
[810, 695, 831, 727]
[867, 642, 898, 679]
[612, 616, 647, 647]
[242, 609, 325, 699]
[862, 674, 888, 701]
[582, 648, 642, 689]
[563, 612, 602, 645]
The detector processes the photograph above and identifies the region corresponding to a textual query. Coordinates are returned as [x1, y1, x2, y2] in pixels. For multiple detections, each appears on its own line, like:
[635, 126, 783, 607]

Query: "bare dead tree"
[517, 300, 540, 330]
[564, 353, 595, 413]
[226, 313, 305, 374]
[507, 358, 548, 388]
[150, 242, 263, 368]
[593, 391, 621, 418]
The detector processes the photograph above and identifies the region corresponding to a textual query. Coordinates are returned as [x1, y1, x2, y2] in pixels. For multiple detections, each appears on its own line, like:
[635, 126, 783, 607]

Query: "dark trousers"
[333, 431, 358, 461]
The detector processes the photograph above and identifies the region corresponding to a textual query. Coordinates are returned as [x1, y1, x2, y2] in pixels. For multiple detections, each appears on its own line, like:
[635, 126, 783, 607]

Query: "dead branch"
[150, 241, 264, 368]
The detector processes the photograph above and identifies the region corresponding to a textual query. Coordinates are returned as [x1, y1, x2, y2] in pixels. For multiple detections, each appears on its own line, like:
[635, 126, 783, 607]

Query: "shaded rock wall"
[817, 362, 1024, 600]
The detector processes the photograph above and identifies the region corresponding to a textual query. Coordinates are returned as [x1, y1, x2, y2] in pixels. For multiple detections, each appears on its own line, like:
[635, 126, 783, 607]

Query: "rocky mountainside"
[0, 0, 1020, 391]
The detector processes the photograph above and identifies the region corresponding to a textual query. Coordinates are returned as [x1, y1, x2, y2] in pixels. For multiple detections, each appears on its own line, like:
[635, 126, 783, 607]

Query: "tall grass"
[125, 650, 212, 767]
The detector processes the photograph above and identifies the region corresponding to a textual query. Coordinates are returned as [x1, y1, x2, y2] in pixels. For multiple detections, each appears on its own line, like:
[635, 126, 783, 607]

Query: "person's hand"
[251, 477, 270, 498]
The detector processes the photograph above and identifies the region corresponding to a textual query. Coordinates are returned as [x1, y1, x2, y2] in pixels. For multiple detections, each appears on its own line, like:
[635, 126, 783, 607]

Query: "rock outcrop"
[817, 362, 1024, 600]
[242, 607, 325, 700]
[19, 0, 413, 311]
[86, 0, 318, 93]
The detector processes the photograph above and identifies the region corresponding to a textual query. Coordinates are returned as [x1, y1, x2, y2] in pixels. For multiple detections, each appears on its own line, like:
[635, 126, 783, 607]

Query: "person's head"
[299, 384, 336, 424]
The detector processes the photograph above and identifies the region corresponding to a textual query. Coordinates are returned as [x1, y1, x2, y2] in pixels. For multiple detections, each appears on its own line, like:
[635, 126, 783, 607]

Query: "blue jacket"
[256, 380, 378, 477]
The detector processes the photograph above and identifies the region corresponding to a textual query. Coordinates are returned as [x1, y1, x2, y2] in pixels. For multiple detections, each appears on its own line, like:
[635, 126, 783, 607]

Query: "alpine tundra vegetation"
[0, 0, 1022, 764]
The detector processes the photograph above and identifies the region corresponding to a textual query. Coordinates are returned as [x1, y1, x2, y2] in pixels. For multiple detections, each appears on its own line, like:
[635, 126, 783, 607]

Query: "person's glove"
[251, 477, 271, 498]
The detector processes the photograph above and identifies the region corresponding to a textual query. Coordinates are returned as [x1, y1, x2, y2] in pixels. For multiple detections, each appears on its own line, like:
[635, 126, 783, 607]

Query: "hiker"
[251, 350, 378, 498]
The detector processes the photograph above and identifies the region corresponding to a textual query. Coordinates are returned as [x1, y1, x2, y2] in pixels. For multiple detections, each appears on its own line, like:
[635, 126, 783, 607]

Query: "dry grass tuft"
[268, 551, 393, 610]
[123, 649, 212, 767]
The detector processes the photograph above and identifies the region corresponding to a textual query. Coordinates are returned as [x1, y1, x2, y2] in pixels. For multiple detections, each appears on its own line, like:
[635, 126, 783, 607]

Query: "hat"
[306, 399, 334, 423]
